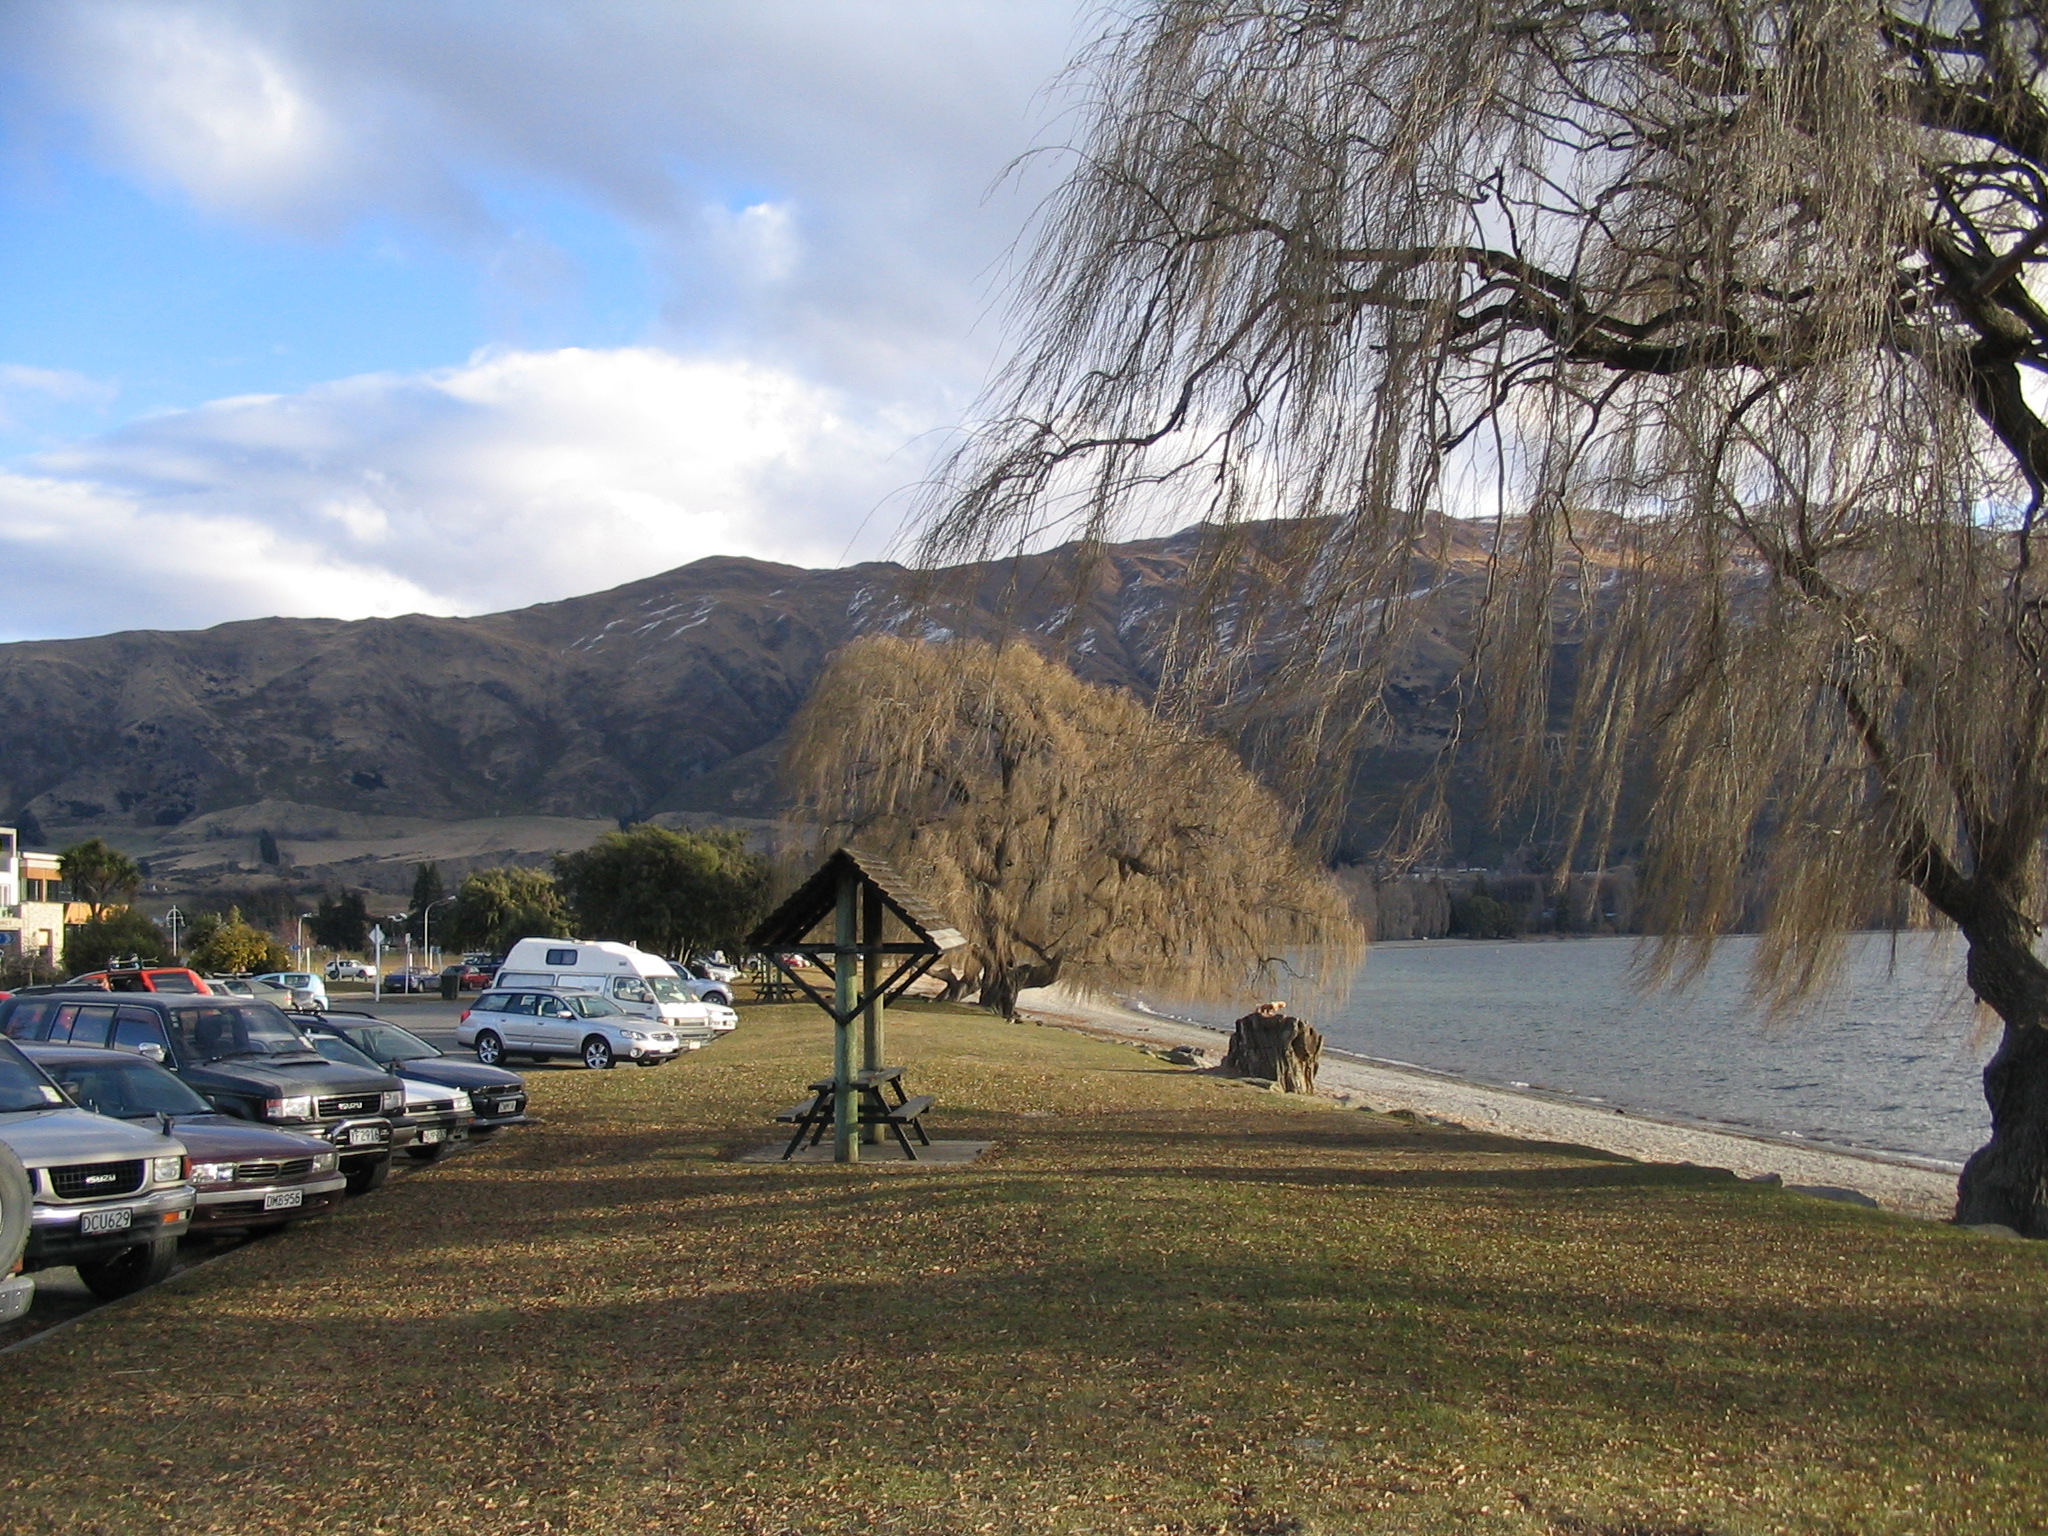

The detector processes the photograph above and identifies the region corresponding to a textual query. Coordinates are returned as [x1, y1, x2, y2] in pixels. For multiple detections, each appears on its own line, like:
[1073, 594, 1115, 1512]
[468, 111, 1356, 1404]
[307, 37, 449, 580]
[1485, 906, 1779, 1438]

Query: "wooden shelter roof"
[747, 847, 966, 955]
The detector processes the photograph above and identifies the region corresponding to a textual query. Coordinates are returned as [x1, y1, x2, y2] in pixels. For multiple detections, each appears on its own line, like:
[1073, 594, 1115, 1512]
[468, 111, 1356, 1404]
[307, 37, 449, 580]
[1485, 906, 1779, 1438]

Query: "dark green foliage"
[57, 839, 141, 918]
[447, 866, 570, 953]
[555, 827, 770, 960]
[406, 862, 445, 941]
[63, 909, 171, 974]
[309, 890, 371, 951]
[1447, 879, 1522, 940]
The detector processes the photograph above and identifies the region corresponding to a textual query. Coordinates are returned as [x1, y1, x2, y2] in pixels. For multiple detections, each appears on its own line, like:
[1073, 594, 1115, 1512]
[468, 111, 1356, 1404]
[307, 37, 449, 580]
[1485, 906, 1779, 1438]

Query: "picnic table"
[775, 1066, 934, 1160]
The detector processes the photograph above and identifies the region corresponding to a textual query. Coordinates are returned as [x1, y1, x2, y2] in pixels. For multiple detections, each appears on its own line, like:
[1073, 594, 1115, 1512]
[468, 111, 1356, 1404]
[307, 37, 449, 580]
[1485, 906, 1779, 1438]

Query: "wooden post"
[833, 863, 858, 1162]
[861, 882, 885, 1144]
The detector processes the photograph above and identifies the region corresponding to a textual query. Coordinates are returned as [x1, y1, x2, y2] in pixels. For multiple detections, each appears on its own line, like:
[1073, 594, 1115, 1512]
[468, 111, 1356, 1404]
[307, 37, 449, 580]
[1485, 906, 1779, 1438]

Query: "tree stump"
[1223, 1010, 1323, 1092]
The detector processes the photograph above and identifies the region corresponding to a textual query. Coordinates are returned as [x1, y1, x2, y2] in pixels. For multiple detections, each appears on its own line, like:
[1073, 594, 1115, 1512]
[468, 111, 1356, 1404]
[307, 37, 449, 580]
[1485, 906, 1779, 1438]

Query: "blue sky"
[0, 2, 1090, 639]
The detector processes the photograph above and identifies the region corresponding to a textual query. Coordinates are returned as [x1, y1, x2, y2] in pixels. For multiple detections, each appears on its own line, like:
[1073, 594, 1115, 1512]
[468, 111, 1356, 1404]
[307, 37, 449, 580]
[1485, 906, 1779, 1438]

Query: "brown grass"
[2, 1000, 2043, 1534]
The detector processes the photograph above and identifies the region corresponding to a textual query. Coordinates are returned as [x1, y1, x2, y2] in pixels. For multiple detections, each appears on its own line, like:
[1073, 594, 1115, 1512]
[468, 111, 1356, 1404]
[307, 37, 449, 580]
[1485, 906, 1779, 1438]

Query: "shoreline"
[1014, 986, 1961, 1220]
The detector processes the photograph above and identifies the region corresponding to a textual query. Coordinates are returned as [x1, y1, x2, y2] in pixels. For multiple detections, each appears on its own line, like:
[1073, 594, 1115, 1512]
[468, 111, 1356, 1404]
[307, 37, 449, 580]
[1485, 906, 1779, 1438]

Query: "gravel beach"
[1016, 986, 1962, 1220]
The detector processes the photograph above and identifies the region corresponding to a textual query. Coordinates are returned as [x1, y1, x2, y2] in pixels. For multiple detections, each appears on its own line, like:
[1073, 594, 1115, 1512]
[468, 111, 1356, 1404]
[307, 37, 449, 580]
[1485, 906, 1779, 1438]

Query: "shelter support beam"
[834, 862, 858, 1162]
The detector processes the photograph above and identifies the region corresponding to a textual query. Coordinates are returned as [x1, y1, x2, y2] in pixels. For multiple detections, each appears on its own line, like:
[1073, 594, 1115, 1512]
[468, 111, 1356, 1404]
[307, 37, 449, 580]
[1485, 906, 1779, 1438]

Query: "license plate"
[262, 1189, 304, 1211]
[420, 1128, 444, 1144]
[347, 1127, 383, 1145]
[79, 1207, 132, 1235]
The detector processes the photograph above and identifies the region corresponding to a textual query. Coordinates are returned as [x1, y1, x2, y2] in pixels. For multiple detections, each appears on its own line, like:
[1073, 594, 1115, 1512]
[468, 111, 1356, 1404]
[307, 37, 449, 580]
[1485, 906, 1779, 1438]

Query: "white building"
[0, 827, 73, 970]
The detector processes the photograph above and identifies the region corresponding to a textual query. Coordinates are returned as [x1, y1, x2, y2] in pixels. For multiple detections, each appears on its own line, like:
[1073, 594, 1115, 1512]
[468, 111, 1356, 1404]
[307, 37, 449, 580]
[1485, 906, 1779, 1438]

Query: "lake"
[1137, 932, 1995, 1167]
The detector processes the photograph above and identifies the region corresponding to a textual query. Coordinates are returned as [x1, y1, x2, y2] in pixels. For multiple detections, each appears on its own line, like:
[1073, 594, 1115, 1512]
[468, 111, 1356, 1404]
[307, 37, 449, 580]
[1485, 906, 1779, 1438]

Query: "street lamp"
[421, 895, 456, 969]
[164, 906, 185, 959]
[296, 912, 315, 971]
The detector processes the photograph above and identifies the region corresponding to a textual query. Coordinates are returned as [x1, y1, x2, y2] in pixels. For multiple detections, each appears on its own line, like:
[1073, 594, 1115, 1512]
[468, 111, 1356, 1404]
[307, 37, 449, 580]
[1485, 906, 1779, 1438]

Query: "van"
[495, 938, 738, 1033]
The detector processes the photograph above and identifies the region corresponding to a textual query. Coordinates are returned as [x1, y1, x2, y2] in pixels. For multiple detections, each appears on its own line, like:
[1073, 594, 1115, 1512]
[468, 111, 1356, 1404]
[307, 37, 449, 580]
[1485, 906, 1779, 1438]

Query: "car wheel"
[705, 989, 731, 1006]
[76, 1235, 177, 1300]
[582, 1036, 615, 1070]
[407, 1143, 447, 1163]
[344, 1156, 392, 1196]
[474, 1030, 505, 1066]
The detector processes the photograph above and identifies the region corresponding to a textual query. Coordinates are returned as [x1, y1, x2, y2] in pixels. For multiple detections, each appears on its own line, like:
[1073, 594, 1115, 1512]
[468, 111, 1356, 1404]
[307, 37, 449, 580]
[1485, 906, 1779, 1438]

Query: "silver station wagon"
[455, 988, 702, 1070]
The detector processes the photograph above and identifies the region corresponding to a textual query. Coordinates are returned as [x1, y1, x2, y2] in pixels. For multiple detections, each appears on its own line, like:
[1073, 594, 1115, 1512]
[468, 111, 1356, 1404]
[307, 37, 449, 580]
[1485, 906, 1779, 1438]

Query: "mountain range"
[0, 524, 1524, 891]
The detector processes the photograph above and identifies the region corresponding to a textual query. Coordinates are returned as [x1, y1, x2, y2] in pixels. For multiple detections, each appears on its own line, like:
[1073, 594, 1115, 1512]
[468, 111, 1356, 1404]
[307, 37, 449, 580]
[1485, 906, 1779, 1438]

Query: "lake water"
[1137, 933, 1996, 1168]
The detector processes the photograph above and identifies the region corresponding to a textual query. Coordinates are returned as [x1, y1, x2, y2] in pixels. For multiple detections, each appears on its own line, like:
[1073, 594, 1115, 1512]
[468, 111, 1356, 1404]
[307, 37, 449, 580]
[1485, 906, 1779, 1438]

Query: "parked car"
[305, 1033, 474, 1160]
[495, 938, 737, 1026]
[325, 959, 374, 982]
[254, 971, 329, 1009]
[0, 1036, 195, 1298]
[0, 1142, 32, 1321]
[438, 962, 494, 991]
[382, 968, 439, 994]
[205, 976, 256, 998]
[0, 990, 401, 1195]
[295, 1011, 529, 1133]
[456, 987, 697, 1070]
[23, 1044, 345, 1233]
[67, 966, 213, 995]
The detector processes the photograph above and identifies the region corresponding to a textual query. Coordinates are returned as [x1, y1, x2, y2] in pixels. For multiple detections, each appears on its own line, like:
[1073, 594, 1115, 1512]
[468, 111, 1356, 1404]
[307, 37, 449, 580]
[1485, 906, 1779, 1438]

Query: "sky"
[0, 1, 1096, 640]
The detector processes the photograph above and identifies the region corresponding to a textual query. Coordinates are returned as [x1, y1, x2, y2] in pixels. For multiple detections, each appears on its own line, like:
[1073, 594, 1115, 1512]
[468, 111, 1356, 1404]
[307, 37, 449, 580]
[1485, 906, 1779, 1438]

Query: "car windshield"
[0, 1040, 66, 1113]
[569, 994, 625, 1018]
[52, 1056, 212, 1118]
[312, 1035, 384, 1073]
[646, 976, 691, 1003]
[175, 1003, 317, 1061]
[349, 1023, 440, 1062]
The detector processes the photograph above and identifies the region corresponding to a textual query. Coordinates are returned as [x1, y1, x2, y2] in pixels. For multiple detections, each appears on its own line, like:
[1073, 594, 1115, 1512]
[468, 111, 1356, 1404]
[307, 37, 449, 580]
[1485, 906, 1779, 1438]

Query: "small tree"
[787, 636, 1360, 1018]
[63, 909, 170, 974]
[555, 827, 770, 960]
[58, 838, 140, 919]
[308, 891, 371, 952]
[447, 867, 570, 954]
[405, 862, 445, 942]
[189, 907, 287, 975]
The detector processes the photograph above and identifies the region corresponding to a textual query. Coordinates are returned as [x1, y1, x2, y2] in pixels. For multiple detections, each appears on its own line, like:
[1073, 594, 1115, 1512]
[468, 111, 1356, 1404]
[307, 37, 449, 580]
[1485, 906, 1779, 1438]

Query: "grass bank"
[2, 1001, 2043, 1535]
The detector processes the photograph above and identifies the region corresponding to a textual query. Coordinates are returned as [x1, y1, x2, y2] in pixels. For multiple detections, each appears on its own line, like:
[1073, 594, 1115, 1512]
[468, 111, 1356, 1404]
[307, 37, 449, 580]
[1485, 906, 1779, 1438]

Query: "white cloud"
[0, 346, 917, 639]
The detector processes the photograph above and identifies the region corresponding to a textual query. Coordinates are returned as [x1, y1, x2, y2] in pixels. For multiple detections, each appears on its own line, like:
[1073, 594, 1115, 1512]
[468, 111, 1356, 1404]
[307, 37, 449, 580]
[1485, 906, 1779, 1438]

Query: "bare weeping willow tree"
[784, 635, 1359, 1018]
[921, 0, 2048, 1231]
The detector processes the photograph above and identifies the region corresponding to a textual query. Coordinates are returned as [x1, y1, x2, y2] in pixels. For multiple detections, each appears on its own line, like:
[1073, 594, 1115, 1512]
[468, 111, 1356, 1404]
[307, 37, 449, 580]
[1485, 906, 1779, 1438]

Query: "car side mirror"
[136, 1043, 167, 1063]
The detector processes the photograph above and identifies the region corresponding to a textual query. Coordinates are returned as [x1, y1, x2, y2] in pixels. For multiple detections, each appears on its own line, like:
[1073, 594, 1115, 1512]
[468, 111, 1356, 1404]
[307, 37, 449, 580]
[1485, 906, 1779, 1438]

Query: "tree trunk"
[1223, 1012, 1323, 1092]
[1953, 926, 2048, 1235]
[980, 960, 1057, 1020]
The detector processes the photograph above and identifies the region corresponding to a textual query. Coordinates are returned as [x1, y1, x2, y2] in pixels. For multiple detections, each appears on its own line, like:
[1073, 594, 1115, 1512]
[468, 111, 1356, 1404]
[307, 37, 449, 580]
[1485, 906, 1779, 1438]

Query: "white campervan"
[495, 939, 738, 1032]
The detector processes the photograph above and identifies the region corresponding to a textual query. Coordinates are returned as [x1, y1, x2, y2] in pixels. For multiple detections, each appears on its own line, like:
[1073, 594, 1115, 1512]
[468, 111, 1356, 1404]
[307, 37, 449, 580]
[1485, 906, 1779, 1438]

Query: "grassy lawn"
[3, 1001, 2044, 1535]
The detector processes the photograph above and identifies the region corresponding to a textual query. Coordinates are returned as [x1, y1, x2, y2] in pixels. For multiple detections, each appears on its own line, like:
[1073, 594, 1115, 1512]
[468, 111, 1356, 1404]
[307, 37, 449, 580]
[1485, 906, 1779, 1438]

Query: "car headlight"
[380, 1090, 404, 1113]
[453, 1091, 473, 1112]
[265, 1095, 314, 1121]
[311, 1151, 339, 1174]
[153, 1155, 190, 1184]
[621, 1029, 647, 1041]
[189, 1160, 236, 1184]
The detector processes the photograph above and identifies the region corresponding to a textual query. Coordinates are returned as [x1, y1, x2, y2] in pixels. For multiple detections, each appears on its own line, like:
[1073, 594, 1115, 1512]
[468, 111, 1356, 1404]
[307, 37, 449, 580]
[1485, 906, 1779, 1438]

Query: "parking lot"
[1, 992, 516, 1354]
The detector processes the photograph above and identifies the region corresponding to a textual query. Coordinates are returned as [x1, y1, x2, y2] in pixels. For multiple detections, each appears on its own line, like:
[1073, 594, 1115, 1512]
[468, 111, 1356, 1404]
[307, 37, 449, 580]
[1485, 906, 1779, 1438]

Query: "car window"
[570, 994, 624, 1018]
[647, 976, 690, 1003]
[545, 948, 577, 966]
[65, 1004, 118, 1048]
[357, 1022, 439, 1061]
[146, 971, 201, 994]
[2, 1000, 52, 1040]
[312, 1035, 383, 1072]
[507, 994, 543, 1016]
[37, 1004, 81, 1043]
[611, 979, 655, 1004]
[112, 1008, 172, 1056]
[55, 1055, 212, 1118]
[0, 1038, 66, 1113]
[172, 1003, 315, 1061]
[474, 991, 509, 1013]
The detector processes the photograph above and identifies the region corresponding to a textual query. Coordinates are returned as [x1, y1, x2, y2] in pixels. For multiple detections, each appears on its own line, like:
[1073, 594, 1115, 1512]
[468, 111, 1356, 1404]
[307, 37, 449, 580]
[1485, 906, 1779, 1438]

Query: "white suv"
[456, 988, 700, 1070]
